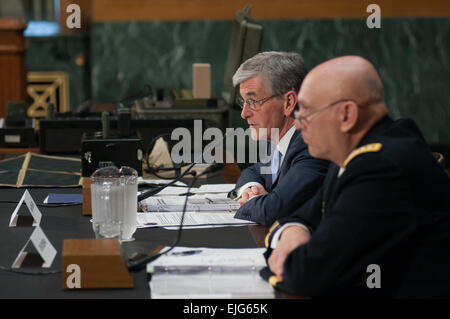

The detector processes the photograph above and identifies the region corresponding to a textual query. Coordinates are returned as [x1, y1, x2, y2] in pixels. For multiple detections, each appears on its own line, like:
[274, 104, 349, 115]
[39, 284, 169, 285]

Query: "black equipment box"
[0, 119, 38, 148]
[40, 117, 102, 154]
[81, 131, 144, 177]
[39, 117, 203, 154]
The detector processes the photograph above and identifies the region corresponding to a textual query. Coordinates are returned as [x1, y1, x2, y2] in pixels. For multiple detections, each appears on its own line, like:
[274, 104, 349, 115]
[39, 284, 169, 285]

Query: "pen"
[170, 250, 202, 256]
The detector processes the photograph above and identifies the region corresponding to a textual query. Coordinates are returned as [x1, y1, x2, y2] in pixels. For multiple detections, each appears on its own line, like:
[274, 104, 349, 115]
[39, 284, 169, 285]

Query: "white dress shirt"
[234, 125, 297, 200]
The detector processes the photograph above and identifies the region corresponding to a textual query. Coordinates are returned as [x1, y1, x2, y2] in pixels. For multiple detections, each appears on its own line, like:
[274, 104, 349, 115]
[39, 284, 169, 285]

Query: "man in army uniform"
[261, 56, 450, 298]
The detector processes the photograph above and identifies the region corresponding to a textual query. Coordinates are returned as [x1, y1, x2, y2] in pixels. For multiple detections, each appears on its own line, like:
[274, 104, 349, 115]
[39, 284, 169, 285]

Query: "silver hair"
[232, 51, 307, 96]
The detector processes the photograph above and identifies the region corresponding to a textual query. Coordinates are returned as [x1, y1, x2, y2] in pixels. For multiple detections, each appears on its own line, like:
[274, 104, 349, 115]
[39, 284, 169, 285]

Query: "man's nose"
[241, 103, 252, 119]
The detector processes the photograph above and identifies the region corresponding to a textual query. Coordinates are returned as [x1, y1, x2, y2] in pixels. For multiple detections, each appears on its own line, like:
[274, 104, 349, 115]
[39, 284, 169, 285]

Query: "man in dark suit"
[230, 51, 330, 226]
[262, 55, 450, 298]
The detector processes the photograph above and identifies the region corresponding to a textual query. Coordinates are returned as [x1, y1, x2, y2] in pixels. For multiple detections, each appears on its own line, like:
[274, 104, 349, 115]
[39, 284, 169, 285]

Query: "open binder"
[147, 247, 275, 299]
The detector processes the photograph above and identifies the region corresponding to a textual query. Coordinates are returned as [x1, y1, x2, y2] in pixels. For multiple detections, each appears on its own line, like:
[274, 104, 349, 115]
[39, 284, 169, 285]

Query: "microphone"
[137, 162, 196, 202]
[137, 163, 224, 202]
[143, 133, 190, 180]
[138, 125, 233, 202]
[126, 164, 223, 272]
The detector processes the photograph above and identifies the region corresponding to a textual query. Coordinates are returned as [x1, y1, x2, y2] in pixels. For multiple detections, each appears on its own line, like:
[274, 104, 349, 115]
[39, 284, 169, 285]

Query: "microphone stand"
[127, 171, 197, 272]
[137, 162, 196, 202]
[139, 127, 233, 201]
[144, 133, 190, 180]
[127, 163, 224, 271]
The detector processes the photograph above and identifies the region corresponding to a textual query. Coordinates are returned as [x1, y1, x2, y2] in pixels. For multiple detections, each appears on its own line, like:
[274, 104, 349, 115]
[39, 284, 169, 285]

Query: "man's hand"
[268, 226, 311, 281]
[237, 185, 268, 206]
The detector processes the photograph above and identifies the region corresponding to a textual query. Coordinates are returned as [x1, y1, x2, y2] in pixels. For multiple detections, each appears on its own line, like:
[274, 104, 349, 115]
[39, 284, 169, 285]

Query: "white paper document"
[152, 186, 197, 196]
[149, 246, 267, 271]
[192, 184, 236, 194]
[150, 273, 274, 299]
[137, 212, 255, 229]
[148, 247, 274, 299]
[139, 195, 240, 212]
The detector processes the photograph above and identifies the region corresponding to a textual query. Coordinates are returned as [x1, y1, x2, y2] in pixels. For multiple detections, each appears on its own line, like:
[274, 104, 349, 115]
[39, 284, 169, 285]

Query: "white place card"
[11, 226, 57, 269]
[9, 189, 42, 227]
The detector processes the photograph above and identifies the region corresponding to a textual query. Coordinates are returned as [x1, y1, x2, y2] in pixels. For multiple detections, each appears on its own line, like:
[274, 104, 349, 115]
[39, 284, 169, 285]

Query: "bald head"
[296, 56, 389, 166]
[303, 56, 384, 106]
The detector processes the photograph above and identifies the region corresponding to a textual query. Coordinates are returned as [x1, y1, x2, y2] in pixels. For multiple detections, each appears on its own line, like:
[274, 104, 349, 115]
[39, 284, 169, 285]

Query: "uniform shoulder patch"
[343, 143, 383, 167]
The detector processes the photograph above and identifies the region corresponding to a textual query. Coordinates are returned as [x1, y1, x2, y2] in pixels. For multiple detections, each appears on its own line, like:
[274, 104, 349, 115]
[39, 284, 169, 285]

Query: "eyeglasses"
[295, 99, 352, 127]
[237, 94, 279, 111]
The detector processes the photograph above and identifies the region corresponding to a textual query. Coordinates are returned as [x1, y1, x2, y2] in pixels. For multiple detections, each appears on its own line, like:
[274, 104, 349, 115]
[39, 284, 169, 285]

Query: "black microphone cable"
[144, 132, 190, 180]
[139, 126, 233, 201]
[127, 171, 197, 272]
[127, 163, 224, 272]
[137, 162, 196, 202]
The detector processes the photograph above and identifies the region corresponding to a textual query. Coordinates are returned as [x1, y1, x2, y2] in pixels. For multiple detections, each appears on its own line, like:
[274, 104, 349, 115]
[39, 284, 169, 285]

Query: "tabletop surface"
[0, 181, 266, 299]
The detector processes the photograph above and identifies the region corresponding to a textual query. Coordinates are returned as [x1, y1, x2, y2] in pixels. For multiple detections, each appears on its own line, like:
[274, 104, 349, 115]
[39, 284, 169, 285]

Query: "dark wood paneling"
[0, 19, 27, 119]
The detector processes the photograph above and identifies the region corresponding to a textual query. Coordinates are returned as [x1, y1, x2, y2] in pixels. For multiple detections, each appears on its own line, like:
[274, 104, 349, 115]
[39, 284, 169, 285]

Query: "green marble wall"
[89, 18, 450, 144]
[261, 18, 450, 145]
[91, 21, 230, 104]
[26, 33, 91, 110]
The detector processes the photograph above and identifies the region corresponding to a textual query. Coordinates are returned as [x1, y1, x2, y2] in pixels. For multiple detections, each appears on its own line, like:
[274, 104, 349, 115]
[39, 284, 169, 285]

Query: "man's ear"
[284, 91, 298, 117]
[340, 101, 358, 133]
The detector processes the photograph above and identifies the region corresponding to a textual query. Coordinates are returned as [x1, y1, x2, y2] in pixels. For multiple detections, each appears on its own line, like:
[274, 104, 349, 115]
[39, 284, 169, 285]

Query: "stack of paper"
[138, 183, 239, 212]
[148, 247, 274, 299]
[136, 211, 255, 229]
[139, 195, 240, 212]
[191, 184, 236, 194]
[151, 186, 194, 196]
[137, 183, 248, 229]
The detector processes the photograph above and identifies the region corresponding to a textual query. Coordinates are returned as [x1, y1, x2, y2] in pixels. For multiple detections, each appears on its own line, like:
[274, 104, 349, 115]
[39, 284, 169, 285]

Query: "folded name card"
[9, 189, 42, 227]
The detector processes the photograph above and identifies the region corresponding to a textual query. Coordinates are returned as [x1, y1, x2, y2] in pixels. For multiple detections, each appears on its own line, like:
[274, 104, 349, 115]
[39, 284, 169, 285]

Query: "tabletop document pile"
[148, 247, 275, 299]
[137, 181, 254, 229]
